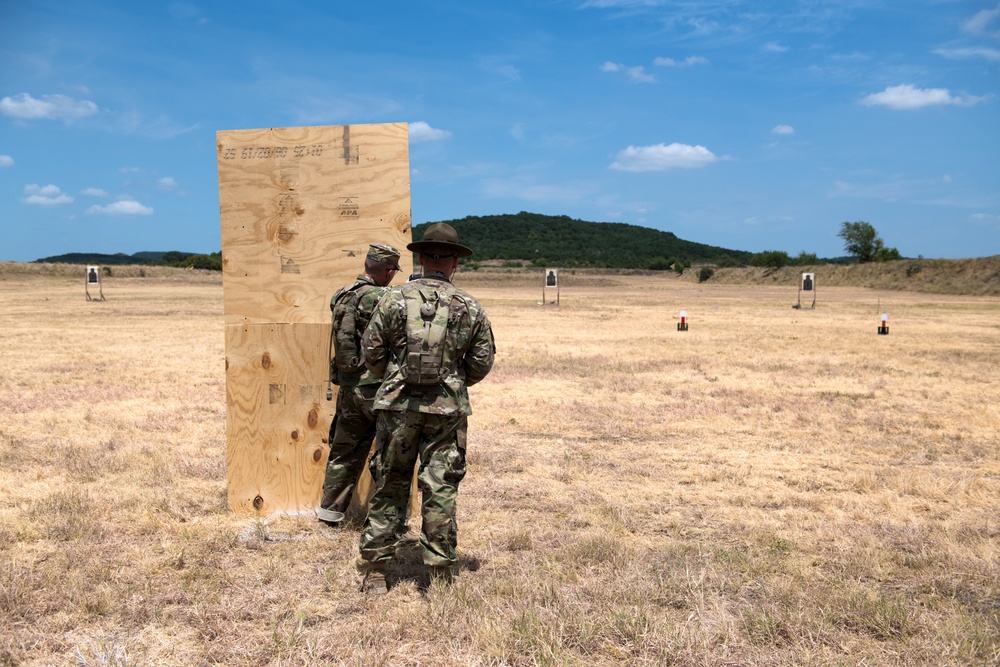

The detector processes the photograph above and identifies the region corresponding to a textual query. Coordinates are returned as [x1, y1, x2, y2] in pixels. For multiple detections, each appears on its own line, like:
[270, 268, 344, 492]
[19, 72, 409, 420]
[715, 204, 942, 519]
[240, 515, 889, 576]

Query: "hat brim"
[406, 240, 473, 258]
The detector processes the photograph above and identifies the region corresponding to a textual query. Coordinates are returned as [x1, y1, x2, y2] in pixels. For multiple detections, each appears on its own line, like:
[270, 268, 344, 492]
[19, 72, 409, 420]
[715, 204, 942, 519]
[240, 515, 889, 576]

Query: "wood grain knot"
[291, 429, 299, 441]
[252, 495, 264, 510]
[261, 352, 271, 369]
[307, 408, 319, 428]
[313, 448, 323, 462]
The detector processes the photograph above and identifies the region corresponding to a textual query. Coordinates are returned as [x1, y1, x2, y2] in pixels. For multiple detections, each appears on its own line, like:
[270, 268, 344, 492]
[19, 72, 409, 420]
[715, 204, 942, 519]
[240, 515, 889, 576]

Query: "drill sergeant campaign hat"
[406, 222, 473, 258]
[366, 242, 401, 270]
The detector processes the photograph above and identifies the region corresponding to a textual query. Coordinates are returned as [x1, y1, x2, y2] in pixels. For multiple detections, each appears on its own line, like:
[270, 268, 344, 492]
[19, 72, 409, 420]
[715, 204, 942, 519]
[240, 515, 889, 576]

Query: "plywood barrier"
[225, 323, 330, 514]
[218, 123, 413, 325]
[218, 122, 413, 516]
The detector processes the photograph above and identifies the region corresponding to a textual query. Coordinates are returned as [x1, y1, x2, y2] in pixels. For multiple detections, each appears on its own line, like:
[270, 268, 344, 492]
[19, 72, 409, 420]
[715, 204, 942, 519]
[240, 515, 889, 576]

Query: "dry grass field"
[1, 264, 998, 666]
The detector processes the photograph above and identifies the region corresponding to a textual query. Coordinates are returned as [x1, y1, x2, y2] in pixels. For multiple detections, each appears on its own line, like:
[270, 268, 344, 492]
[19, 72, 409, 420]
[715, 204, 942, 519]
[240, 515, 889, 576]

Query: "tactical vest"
[401, 281, 470, 385]
[328, 279, 378, 385]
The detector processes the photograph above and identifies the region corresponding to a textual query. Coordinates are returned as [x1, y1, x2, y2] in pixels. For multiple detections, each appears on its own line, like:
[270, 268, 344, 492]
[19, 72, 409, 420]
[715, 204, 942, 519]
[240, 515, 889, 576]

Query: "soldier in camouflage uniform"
[358, 223, 495, 594]
[318, 243, 401, 526]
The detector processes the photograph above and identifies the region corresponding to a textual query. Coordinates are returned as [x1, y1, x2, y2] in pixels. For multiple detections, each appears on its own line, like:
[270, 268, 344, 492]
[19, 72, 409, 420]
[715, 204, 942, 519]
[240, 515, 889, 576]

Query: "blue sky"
[1, 1, 998, 262]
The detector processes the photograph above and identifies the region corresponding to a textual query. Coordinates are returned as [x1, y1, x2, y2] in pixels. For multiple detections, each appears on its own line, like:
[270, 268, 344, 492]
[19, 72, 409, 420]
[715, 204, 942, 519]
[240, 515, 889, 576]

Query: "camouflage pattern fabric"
[331, 275, 391, 388]
[362, 272, 495, 415]
[359, 271, 494, 569]
[321, 384, 378, 514]
[359, 410, 468, 566]
[320, 274, 392, 515]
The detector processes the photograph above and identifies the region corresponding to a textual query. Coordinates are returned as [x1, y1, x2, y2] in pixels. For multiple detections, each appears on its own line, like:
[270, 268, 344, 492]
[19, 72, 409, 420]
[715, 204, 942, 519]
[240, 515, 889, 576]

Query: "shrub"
[698, 267, 715, 283]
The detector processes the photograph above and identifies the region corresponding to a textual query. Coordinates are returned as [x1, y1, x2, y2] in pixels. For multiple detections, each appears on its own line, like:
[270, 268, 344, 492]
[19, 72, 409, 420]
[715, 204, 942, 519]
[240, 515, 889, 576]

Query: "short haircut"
[365, 257, 395, 273]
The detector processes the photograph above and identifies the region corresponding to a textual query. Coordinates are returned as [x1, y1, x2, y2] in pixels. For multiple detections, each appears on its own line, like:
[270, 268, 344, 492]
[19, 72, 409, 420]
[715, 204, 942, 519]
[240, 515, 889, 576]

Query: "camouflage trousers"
[320, 384, 378, 513]
[359, 410, 468, 567]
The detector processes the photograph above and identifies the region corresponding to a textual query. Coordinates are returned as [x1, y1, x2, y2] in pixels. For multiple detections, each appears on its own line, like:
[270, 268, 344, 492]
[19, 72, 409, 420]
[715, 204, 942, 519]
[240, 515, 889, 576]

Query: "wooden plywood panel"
[224, 321, 414, 517]
[225, 323, 334, 514]
[217, 123, 413, 325]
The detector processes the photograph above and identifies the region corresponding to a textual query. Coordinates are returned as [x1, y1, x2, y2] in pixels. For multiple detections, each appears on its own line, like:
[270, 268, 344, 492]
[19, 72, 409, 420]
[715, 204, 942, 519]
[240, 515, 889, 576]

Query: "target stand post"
[85, 265, 105, 302]
[542, 268, 560, 306]
[794, 272, 816, 309]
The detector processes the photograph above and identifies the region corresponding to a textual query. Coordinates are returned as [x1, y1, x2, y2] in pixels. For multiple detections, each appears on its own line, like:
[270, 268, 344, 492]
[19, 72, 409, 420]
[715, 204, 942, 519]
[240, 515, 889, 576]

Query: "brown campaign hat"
[366, 242, 401, 269]
[406, 222, 473, 258]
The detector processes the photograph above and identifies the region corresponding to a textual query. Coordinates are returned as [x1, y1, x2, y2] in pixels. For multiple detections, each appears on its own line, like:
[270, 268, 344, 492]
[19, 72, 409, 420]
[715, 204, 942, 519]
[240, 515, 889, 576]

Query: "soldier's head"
[364, 243, 401, 286]
[406, 223, 472, 278]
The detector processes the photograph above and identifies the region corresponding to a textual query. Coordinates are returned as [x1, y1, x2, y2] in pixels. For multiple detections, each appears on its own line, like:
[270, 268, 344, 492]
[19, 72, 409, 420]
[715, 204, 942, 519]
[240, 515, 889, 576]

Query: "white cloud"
[602, 61, 656, 83]
[654, 55, 708, 67]
[933, 47, 1000, 62]
[610, 143, 719, 171]
[85, 199, 154, 216]
[860, 84, 983, 109]
[0, 93, 98, 121]
[0, 155, 13, 167]
[158, 176, 178, 189]
[81, 188, 110, 197]
[771, 124, 795, 135]
[409, 121, 452, 143]
[22, 184, 73, 206]
[763, 42, 789, 53]
[964, 4, 1000, 37]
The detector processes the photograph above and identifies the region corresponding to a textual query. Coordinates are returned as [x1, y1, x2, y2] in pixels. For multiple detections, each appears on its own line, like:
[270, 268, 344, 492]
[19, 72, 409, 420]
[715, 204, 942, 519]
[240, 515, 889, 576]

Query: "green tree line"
[413, 212, 754, 269]
[36, 251, 222, 270]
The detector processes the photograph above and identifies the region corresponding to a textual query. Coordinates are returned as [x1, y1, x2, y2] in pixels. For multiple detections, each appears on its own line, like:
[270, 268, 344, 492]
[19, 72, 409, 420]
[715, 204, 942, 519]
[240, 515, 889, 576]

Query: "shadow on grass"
[386, 541, 484, 593]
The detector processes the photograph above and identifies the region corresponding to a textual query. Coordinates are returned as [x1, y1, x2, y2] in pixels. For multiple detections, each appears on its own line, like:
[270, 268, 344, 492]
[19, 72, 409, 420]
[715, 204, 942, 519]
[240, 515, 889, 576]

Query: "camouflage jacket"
[362, 272, 495, 416]
[330, 274, 390, 388]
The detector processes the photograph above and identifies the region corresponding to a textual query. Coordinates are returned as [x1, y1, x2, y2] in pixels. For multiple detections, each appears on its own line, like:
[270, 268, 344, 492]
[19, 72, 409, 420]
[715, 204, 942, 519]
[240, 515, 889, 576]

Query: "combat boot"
[316, 507, 345, 528]
[360, 561, 388, 595]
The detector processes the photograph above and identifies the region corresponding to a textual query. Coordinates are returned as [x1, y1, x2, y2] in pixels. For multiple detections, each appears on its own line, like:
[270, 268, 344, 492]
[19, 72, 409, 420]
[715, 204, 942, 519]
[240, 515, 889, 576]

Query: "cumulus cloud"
[602, 61, 657, 83]
[610, 143, 719, 171]
[158, 176, 178, 189]
[85, 199, 154, 216]
[22, 184, 73, 206]
[0, 93, 98, 121]
[0, 155, 13, 167]
[81, 187, 110, 197]
[654, 55, 708, 67]
[860, 84, 983, 109]
[409, 121, 452, 143]
[771, 124, 795, 135]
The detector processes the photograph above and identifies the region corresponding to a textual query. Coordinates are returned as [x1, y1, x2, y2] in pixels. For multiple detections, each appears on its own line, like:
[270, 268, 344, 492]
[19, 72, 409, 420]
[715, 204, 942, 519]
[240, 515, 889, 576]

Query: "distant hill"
[35, 251, 221, 270]
[414, 212, 754, 268]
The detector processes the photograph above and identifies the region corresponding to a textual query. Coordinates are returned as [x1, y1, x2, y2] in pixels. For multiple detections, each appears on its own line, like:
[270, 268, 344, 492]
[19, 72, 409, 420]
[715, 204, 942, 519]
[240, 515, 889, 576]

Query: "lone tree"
[837, 221, 901, 263]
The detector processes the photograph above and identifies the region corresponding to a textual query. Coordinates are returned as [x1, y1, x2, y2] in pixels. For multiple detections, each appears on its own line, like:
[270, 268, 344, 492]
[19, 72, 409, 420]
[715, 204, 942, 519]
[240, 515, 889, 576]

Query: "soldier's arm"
[463, 310, 495, 386]
[362, 292, 403, 379]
